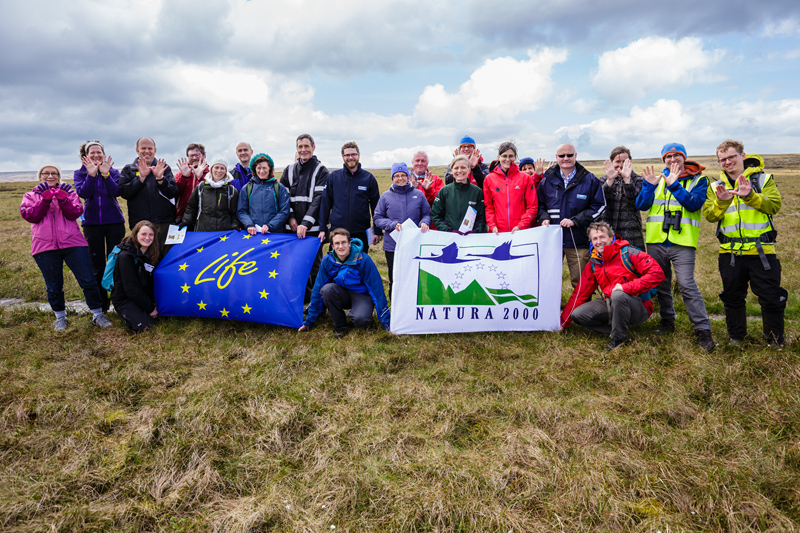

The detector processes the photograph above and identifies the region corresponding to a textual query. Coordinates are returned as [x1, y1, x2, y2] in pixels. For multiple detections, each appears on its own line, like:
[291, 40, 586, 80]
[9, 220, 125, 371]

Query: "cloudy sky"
[2, 0, 799, 172]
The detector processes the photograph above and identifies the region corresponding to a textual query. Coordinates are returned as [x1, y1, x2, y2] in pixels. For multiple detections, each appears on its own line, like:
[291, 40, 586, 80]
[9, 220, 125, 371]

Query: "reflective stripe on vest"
[717, 172, 775, 252]
[645, 174, 703, 247]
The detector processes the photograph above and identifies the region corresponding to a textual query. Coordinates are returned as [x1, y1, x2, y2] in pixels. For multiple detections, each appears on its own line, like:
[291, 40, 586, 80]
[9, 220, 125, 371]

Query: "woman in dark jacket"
[181, 157, 240, 232]
[111, 220, 160, 333]
[74, 140, 126, 311]
[431, 155, 487, 234]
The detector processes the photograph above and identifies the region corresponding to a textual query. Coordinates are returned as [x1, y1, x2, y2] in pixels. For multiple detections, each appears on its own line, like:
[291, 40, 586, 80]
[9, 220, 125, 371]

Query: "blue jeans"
[647, 244, 711, 330]
[33, 247, 104, 313]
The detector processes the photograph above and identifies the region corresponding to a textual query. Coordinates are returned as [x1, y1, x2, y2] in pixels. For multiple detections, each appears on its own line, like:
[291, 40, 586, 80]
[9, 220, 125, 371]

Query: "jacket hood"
[389, 182, 414, 193]
[665, 160, 705, 178]
[204, 172, 234, 188]
[590, 236, 629, 262]
[742, 154, 765, 176]
[330, 237, 364, 265]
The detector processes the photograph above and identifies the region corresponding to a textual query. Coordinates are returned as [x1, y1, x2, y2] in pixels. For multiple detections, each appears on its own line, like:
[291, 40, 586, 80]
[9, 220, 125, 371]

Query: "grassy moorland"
[0, 155, 798, 532]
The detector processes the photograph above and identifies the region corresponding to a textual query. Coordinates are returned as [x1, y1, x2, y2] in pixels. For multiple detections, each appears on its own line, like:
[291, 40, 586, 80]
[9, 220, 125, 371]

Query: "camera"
[663, 210, 682, 232]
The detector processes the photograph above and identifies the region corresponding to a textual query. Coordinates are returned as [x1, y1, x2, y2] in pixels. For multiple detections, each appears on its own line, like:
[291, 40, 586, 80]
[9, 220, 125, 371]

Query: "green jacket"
[430, 180, 487, 233]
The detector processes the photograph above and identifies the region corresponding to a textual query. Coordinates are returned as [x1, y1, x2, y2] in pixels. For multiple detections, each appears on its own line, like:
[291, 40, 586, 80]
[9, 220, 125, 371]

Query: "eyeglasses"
[718, 154, 740, 164]
[41, 172, 59, 177]
[342, 153, 359, 159]
[557, 153, 575, 158]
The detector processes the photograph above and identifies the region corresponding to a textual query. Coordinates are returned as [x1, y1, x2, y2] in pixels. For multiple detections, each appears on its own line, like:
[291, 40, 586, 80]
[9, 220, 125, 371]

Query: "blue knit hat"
[459, 135, 476, 147]
[519, 157, 535, 169]
[661, 143, 687, 161]
[249, 152, 275, 174]
[391, 162, 409, 177]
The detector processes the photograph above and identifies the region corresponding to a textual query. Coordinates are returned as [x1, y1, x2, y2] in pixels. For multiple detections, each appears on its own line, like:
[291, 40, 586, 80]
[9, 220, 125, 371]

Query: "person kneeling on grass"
[299, 228, 390, 337]
[559, 221, 665, 350]
[111, 221, 160, 333]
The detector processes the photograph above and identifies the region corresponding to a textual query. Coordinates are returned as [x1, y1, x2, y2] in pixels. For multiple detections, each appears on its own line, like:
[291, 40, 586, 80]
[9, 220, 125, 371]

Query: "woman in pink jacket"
[20, 164, 112, 331]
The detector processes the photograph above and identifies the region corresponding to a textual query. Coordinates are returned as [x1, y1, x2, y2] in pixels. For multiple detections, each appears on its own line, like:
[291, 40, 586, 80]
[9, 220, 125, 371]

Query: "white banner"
[390, 222, 563, 334]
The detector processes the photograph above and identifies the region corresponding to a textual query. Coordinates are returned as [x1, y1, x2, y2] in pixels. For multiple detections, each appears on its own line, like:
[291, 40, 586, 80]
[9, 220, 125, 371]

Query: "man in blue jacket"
[317, 141, 382, 254]
[299, 228, 391, 337]
[538, 143, 606, 288]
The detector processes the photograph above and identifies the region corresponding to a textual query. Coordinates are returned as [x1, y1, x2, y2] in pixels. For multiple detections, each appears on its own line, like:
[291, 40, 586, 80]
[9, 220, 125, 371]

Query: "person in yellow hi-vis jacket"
[703, 140, 786, 347]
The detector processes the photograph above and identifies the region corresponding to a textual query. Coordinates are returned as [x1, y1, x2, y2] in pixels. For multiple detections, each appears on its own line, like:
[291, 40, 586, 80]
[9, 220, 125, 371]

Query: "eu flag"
[154, 231, 320, 328]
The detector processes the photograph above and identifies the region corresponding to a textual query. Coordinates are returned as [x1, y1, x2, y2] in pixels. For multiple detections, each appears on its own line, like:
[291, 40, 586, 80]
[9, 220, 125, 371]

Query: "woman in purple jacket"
[373, 162, 431, 298]
[20, 165, 112, 331]
[74, 140, 126, 311]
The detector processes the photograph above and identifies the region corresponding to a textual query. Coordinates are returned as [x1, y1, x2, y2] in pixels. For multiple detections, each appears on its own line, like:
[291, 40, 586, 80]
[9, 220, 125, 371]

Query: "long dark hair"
[123, 220, 160, 264]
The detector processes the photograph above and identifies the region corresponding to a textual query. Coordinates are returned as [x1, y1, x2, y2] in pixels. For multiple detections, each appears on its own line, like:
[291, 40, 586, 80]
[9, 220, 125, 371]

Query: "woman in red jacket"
[483, 142, 538, 234]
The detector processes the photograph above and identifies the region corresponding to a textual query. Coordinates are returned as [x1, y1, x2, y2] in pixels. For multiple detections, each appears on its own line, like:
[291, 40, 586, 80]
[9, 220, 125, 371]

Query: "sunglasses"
[557, 153, 575, 158]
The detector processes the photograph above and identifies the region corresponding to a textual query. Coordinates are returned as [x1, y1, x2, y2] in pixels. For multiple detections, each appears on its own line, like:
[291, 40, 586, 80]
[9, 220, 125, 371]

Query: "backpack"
[101, 245, 122, 290]
[591, 244, 651, 302]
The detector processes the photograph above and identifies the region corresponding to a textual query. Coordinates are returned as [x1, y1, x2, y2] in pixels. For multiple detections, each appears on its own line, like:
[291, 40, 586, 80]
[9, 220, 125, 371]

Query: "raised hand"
[533, 158, 547, 175]
[620, 158, 633, 181]
[136, 159, 151, 181]
[664, 161, 681, 186]
[602, 160, 617, 181]
[33, 182, 50, 195]
[641, 165, 660, 186]
[153, 159, 168, 180]
[58, 183, 73, 194]
[99, 156, 113, 176]
[469, 148, 481, 168]
[193, 157, 208, 178]
[177, 157, 191, 176]
[421, 172, 432, 190]
[82, 155, 99, 177]
[714, 182, 734, 201]
[734, 174, 752, 197]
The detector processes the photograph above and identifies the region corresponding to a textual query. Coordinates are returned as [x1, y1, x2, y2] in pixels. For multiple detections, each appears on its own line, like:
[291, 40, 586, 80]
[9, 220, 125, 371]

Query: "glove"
[58, 183, 73, 194]
[41, 188, 57, 200]
[33, 183, 50, 195]
[54, 187, 69, 200]
[178, 219, 189, 229]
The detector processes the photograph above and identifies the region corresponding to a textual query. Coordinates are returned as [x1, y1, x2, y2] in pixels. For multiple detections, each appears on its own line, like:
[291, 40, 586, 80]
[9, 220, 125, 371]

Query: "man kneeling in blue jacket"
[299, 228, 391, 337]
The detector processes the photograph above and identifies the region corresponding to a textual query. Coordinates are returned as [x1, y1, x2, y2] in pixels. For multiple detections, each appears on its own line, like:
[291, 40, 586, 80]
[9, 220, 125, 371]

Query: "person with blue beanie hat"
[374, 162, 431, 298]
[445, 135, 490, 187]
[635, 142, 715, 352]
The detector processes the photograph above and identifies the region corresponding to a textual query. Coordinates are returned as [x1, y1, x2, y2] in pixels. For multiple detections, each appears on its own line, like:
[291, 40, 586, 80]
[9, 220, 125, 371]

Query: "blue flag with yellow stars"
[154, 231, 320, 328]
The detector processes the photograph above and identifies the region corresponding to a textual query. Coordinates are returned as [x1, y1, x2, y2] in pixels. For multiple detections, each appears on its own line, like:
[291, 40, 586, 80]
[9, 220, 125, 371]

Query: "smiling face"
[236, 143, 253, 166]
[342, 148, 360, 171]
[498, 149, 516, 172]
[87, 145, 105, 164]
[412, 152, 428, 175]
[39, 166, 60, 187]
[717, 147, 745, 177]
[612, 152, 629, 172]
[136, 225, 155, 253]
[211, 164, 227, 182]
[663, 152, 685, 176]
[187, 148, 203, 168]
[452, 159, 470, 183]
[520, 163, 535, 176]
[332, 234, 351, 261]
[136, 138, 156, 163]
[459, 144, 475, 158]
[255, 161, 272, 180]
[296, 138, 314, 163]
[556, 144, 576, 174]
[392, 171, 409, 186]
[589, 228, 613, 256]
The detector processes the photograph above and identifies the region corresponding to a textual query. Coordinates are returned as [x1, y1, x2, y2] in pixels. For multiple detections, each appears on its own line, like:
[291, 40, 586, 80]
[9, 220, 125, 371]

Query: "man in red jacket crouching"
[560, 221, 665, 350]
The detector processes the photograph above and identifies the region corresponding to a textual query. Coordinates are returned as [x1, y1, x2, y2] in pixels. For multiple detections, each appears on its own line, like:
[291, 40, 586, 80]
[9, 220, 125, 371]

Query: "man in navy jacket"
[538, 143, 606, 289]
[318, 141, 382, 254]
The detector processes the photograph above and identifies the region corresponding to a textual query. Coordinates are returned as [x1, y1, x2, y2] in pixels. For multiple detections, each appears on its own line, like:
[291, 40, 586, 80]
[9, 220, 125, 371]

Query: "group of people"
[20, 135, 786, 350]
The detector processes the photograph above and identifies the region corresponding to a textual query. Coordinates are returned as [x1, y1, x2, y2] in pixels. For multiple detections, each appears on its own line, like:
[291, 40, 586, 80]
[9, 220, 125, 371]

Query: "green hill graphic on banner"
[417, 268, 536, 306]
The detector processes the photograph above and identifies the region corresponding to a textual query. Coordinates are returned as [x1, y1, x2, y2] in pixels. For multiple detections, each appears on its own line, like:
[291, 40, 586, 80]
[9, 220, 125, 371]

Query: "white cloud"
[592, 37, 725, 102]
[762, 18, 800, 36]
[413, 48, 568, 128]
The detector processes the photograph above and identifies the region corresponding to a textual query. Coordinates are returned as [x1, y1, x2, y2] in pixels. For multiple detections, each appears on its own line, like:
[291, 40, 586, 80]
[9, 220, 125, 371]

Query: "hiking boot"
[334, 328, 348, 339]
[695, 329, 716, 352]
[604, 338, 626, 351]
[54, 317, 69, 331]
[92, 313, 112, 329]
[656, 320, 674, 335]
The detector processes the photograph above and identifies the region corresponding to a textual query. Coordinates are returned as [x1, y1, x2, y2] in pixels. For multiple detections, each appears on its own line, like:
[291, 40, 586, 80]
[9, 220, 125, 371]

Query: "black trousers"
[719, 253, 786, 343]
[83, 223, 126, 311]
[113, 299, 156, 333]
[319, 283, 374, 330]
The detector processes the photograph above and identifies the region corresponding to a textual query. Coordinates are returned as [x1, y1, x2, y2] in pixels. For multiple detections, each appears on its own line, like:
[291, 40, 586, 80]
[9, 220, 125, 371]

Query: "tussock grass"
[0, 157, 799, 531]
